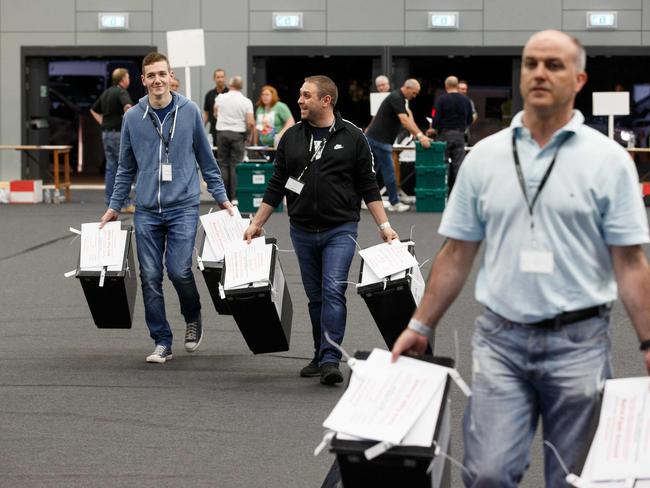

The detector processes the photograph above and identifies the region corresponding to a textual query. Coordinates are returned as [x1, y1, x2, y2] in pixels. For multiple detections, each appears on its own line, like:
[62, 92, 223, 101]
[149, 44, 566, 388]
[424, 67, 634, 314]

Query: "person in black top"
[244, 75, 399, 385]
[91, 68, 133, 208]
[202, 68, 229, 146]
[428, 76, 474, 193]
[366, 79, 431, 212]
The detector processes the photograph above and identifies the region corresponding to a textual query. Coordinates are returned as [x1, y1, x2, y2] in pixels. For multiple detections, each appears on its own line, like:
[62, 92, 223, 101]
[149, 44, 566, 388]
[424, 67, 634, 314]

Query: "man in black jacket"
[244, 75, 398, 385]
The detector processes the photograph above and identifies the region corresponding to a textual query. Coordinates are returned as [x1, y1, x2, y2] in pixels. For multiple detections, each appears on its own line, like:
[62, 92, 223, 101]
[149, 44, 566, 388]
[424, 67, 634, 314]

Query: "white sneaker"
[146, 345, 173, 363]
[387, 202, 410, 212]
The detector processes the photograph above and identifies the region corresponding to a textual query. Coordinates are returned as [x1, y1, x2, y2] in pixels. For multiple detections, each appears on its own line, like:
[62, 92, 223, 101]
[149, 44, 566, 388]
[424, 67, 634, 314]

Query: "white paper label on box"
[253, 197, 262, 208]
[252, 174, 265, 185]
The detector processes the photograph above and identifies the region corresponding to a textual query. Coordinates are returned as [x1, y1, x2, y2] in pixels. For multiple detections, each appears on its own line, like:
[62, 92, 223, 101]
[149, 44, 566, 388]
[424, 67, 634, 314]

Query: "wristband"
[378, 222, 391, 230]
[640, 339, 650, 351]
[407, 318, 434, 339]
[416, 132, 424, 139]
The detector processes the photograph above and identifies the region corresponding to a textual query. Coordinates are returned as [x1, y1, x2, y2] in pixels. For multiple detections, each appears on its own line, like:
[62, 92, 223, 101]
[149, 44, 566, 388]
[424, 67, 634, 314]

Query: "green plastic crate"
[415, 164, 447, 190]
[235, 162, 275, 191]
[415, 188, 446, 212]
[237, 189, 283, 214]
[415, 141, 447, 165]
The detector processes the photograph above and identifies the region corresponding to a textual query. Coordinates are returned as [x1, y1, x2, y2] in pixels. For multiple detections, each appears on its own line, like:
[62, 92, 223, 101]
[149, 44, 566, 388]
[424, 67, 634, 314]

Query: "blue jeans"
[462, 308, 612, 487]
[290, 222, 358, 365]
[134, 206, 202, 348]
[102, 131, 121, 206]
[367, 137, 399, 205]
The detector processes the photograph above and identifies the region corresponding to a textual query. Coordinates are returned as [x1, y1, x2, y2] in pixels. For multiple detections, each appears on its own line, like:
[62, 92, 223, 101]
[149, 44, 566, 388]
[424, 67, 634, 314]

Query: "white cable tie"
[382, 278, 388, 291]
[64, 269, 76, 278]
[448, 369, 472, 397]
[69, 227, 81, 235]
[409, 224, 415, 242]
[323, 331, 362, 378]
[313, 431, 336, 457]
[427, 440, 473, 478]
[419, 257, 433, 269]
[196, 250, 205, 271]
[218, 283, 226, 299]
[99, 267, 106, 288]
[565, 473, 593, 488]
[276, 248, 295, 253]
[364, 441, 394, 460]
[209, 207, 214, 214]
[348, 234, 362, 251]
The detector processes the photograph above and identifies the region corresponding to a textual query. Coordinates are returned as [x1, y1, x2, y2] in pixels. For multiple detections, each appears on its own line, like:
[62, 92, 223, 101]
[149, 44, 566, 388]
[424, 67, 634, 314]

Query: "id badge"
[519, 249, 554, 274]
[162, 164, 172, 182]
[285, 177, 304, 195]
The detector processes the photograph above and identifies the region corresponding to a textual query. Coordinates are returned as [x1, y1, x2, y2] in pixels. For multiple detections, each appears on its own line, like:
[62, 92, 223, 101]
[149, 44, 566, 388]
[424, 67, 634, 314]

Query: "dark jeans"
[438, 129, 466, 194]
[290, 222, 358, 365]
[367, 136, 399, 205]
[102, 131, 121, 206]
[134, 205, 201, 348]
[216, 130, 246, 199]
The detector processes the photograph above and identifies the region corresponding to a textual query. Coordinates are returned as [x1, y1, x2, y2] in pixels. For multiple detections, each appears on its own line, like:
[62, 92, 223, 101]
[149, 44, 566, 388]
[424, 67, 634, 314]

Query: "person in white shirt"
[213, 76, 255, 200]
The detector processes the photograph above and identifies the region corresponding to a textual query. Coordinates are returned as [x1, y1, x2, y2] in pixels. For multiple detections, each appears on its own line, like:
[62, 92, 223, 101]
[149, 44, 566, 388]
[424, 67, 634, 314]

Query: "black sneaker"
[320, 362, 343, 385]
[146, 345, 173, 363]
[184, 316, 203, 352]
[299, 358, 320, 377]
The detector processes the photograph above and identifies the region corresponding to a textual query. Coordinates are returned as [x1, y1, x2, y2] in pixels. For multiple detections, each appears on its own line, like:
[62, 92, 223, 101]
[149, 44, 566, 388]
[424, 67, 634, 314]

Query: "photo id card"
[162, 164, 172, 182]
[285, 177, 304, 195]
[519, 249, 554, 274]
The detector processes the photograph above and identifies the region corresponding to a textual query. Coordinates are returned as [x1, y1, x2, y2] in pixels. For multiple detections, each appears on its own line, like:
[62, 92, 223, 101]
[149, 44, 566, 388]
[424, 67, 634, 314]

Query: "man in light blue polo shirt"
[391, 30, 650, 487]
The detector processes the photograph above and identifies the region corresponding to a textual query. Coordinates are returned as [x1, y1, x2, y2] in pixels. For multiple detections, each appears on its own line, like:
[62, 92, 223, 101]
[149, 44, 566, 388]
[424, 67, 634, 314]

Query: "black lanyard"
[296, 121, 335, 181]
[148, 108, 176, 158]
[511, 130, 573, 227]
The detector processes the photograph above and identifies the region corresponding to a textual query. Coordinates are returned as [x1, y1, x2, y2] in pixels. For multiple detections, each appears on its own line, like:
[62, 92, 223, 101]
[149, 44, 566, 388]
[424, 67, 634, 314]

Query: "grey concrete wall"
[2, 0, 650, 179]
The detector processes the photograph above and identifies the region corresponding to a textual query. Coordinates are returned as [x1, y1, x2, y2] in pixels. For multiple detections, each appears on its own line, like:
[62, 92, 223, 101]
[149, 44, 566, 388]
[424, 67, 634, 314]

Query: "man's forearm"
[413, 239, 480, 328]
[612, 245, 650, 343]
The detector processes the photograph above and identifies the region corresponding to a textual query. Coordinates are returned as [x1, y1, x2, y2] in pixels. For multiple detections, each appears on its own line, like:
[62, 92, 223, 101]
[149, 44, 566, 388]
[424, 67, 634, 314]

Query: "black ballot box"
[357, 242, 429, 349]
[196, 229, 232, 315]
[328, 352, 454, 488]
[75, 225, 137, 329]
[221, 237, 293, 354]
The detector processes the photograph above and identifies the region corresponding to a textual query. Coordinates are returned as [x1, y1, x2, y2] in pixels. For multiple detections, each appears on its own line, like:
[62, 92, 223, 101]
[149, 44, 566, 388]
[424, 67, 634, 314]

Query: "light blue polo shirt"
[440, 110, 649, 323]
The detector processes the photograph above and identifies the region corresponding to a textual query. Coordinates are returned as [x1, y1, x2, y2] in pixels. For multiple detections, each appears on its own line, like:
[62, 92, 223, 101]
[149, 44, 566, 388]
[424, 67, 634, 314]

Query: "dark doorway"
[251, 53, 382, 129]
[23, 47, 154, 183]
[395, 55, 518, 144]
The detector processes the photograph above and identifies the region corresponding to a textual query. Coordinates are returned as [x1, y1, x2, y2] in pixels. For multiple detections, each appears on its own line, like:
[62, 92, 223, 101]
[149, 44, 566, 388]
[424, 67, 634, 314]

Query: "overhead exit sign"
[428, 12, 459, 30]
[586, 11, 617, 30]
[272, 12, 303, 30]
[98, 13, 129, 31]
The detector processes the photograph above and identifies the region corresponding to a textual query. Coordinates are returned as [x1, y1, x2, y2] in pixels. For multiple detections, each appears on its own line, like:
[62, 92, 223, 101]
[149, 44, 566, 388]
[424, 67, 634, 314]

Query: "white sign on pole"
[166, 29, 206, 101]
[592, 91, 630, 139]
[592, 91, 629, 116]
[370, 92, 390, 116]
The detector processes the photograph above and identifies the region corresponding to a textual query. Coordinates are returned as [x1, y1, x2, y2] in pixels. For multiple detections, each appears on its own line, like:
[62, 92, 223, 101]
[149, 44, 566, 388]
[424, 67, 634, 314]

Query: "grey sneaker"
[320, 362, 343, 385]
[299, 358, 320, 377]
[387, 202, 410, 212]
[185, 316, 203, 352]
[146, 345, 173, 364]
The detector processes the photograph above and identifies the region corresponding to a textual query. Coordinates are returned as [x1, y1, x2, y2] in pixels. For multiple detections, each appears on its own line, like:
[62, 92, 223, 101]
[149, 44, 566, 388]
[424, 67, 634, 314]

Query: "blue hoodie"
[109, 93, 227, 213]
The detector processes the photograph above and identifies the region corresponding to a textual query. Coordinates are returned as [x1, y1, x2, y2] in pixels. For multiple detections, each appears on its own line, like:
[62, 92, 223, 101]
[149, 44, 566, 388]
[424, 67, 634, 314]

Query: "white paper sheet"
[581, 377, 650, 482]
[323, 348, 448, 445]
[358, 241, 419, 279]
[337, 364, 445, 448]
[79, 221, 124, 270]
[200, 207, 249, 261]
[410, 265, 426, 307]
[223, 237, 272, 289]
[200, 217, 250, 262]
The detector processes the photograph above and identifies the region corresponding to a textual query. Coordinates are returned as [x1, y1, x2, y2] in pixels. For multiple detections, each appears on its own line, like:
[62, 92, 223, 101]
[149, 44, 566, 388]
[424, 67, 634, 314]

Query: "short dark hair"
[304, 75, 338, 107]
[142, 52, 170, 73]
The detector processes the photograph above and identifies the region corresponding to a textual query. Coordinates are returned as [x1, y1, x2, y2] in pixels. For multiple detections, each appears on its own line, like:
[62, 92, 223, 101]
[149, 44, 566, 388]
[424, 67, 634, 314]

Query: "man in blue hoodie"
[100, 52, 232, 364]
